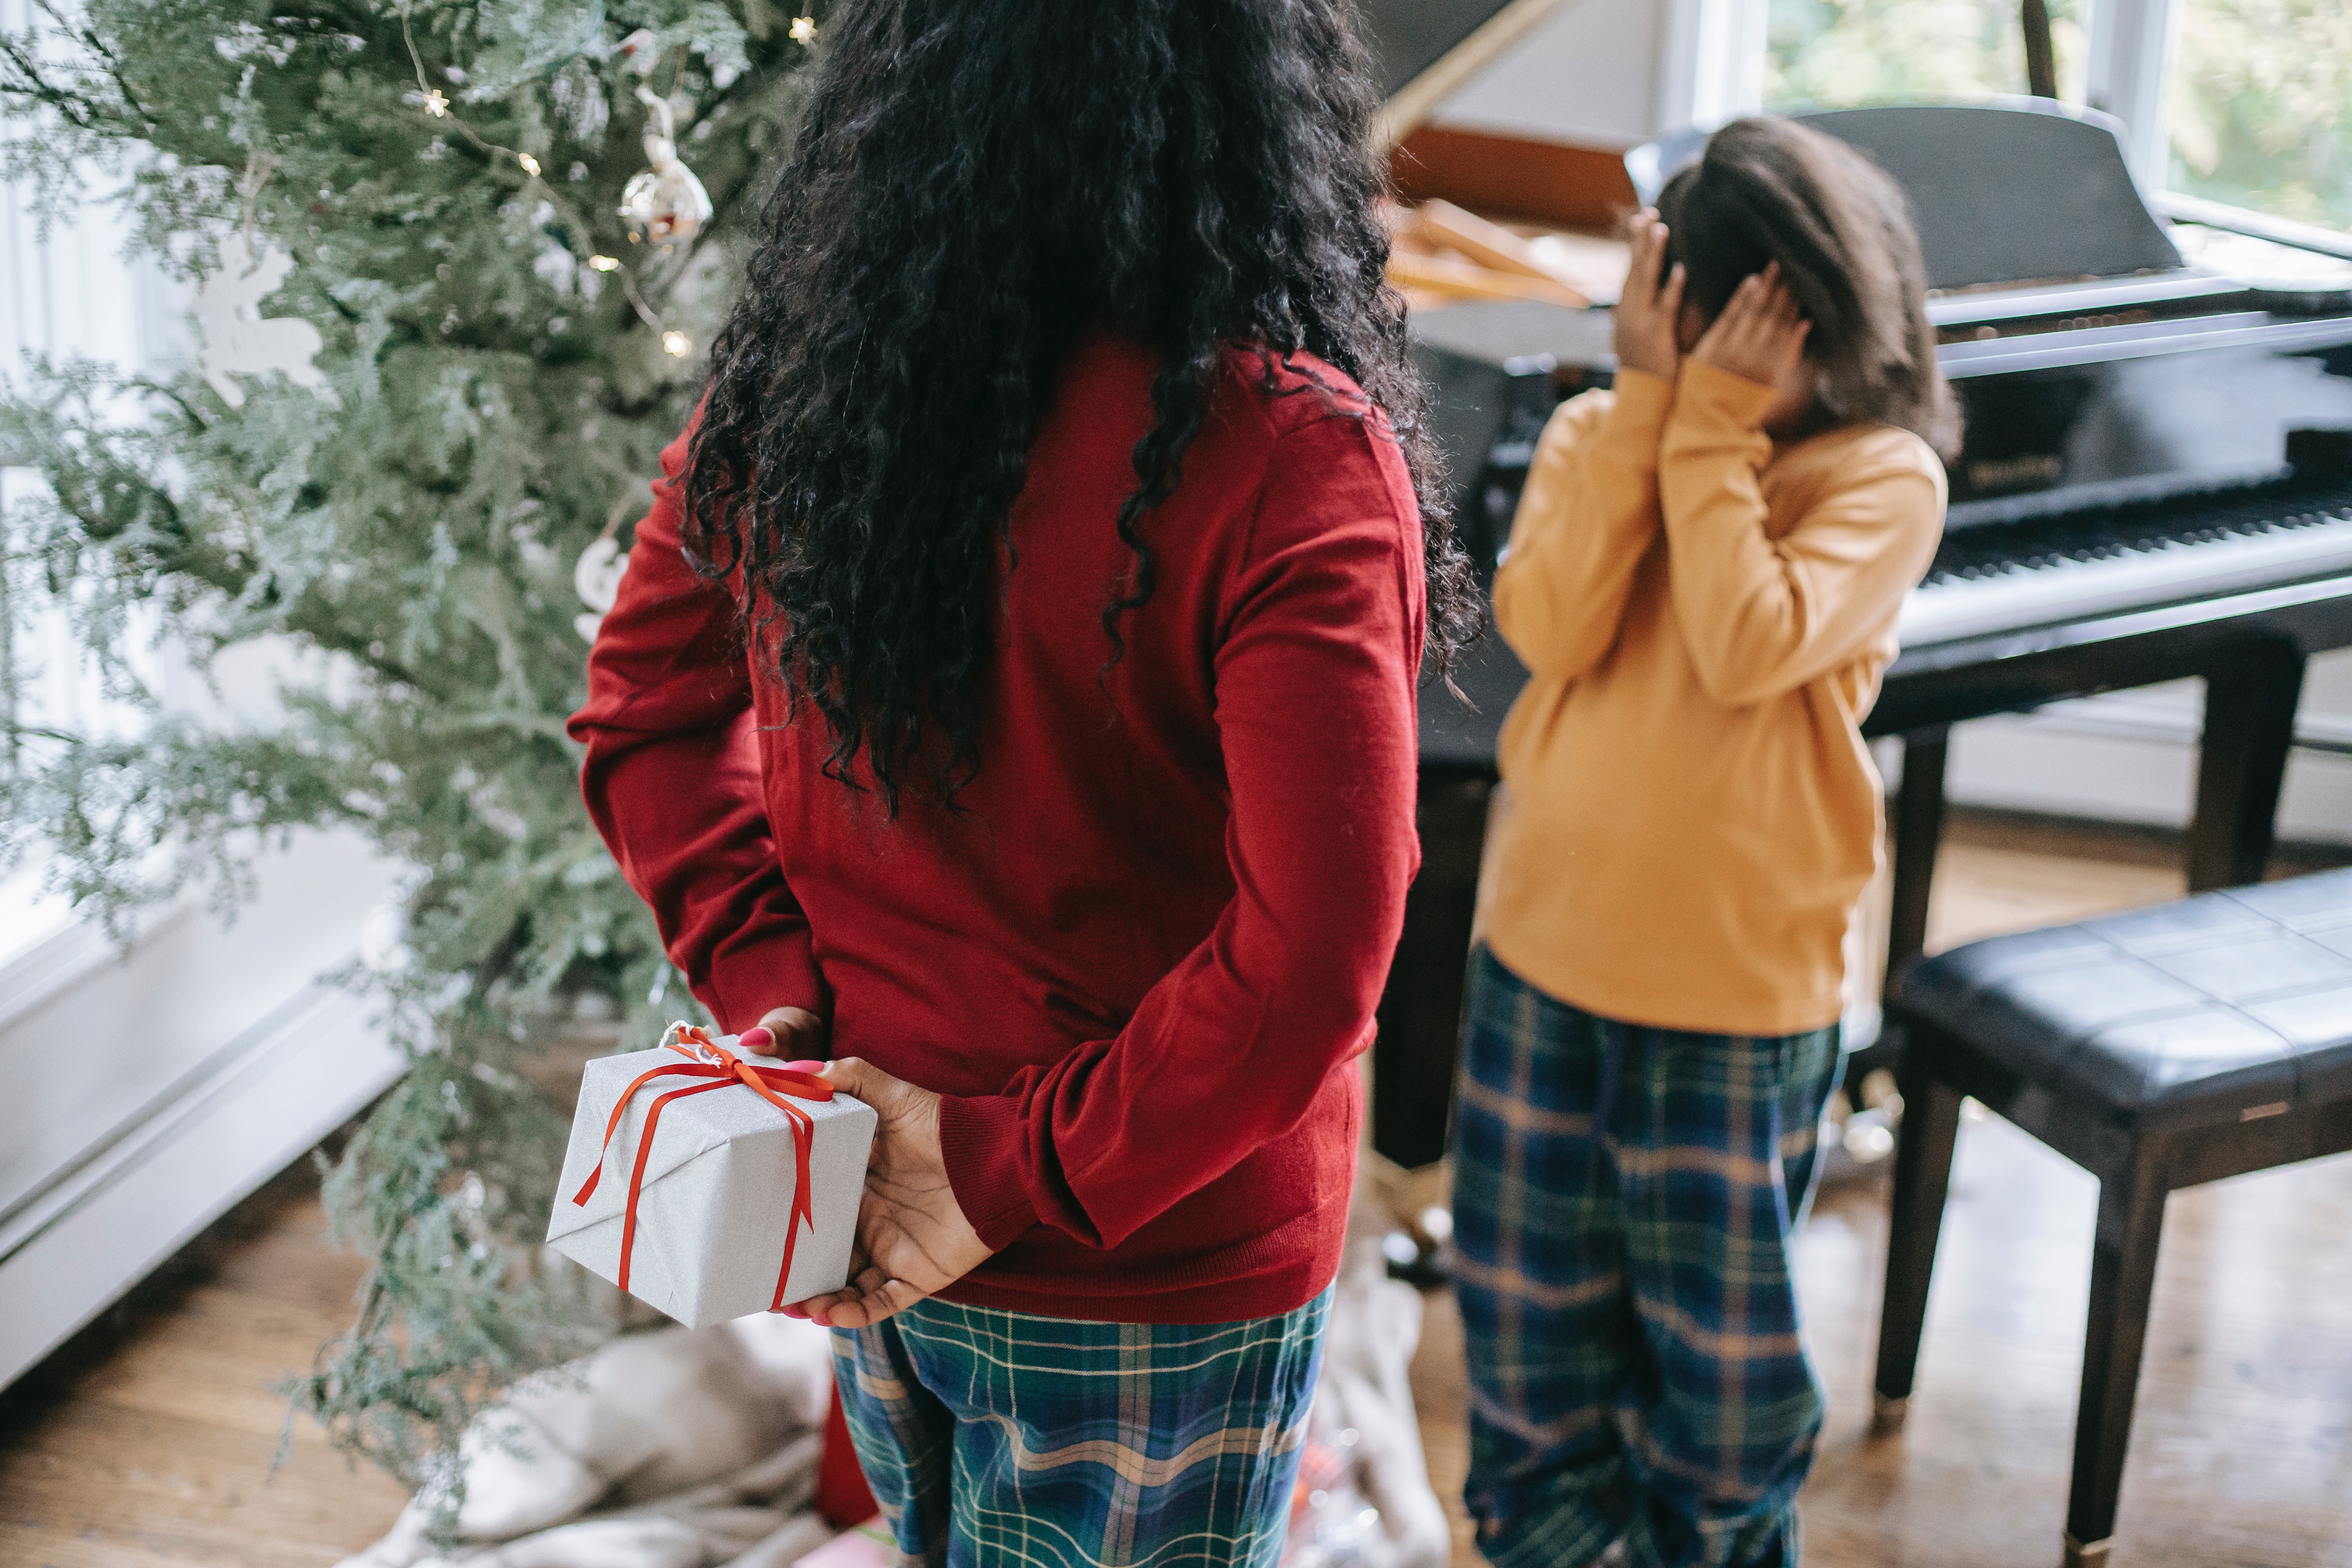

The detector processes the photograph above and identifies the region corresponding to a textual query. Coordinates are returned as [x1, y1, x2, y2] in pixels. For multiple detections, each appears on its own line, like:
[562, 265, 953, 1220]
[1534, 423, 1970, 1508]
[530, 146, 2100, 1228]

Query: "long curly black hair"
[682, 0, 1477, 812]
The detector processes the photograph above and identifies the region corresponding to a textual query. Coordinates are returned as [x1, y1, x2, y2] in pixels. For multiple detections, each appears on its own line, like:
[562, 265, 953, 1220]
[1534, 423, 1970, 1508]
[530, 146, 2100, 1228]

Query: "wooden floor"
[4, 810, 2350, 1568]
[0, 1161, 408, 1568]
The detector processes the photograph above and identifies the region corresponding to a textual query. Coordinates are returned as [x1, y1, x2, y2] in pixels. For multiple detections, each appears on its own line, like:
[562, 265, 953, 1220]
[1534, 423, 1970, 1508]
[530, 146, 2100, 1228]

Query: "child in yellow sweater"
[1451, 117, 1954, 1568]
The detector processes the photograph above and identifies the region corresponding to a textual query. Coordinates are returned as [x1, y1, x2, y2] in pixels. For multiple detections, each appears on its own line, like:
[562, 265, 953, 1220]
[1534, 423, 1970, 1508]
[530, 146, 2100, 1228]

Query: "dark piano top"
[1356, 0, 1530, 101]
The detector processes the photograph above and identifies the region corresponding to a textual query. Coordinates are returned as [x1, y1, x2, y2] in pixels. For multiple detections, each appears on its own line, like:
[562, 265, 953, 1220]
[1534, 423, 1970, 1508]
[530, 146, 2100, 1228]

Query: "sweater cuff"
[938, 1093, 1039, 1252]
[1601, 366, 1677, 452]
[697, 933, 829, 1036]
[1673, 358, 1781, 433]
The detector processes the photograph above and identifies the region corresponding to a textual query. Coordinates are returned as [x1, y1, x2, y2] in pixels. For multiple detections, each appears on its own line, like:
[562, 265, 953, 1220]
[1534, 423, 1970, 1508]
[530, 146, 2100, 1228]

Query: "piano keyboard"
[1899, 475, 2352, 648]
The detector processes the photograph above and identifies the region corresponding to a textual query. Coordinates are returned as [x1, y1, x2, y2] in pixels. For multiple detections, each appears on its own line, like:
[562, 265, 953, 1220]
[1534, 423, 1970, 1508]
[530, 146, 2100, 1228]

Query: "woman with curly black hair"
[568, 0, 1474, 1557]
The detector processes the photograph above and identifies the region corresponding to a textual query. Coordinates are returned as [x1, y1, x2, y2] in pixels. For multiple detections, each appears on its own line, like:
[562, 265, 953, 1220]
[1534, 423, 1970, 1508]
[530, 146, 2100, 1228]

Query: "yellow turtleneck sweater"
[1481, 359, 1946, 1036]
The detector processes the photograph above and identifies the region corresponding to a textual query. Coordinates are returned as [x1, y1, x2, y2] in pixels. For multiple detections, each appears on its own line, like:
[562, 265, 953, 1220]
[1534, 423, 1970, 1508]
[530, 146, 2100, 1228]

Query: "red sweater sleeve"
[566, 423, 829, 1032]
[936, 412, 1426, 1252]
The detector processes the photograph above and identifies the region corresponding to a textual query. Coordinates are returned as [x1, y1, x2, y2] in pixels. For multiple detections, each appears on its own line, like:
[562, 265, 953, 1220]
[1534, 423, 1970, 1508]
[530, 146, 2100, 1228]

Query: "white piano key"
[1899, 512, 2352, 648]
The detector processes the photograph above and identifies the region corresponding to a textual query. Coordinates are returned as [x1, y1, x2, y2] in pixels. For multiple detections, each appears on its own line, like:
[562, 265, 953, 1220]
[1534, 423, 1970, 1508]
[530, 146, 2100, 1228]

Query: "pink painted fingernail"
[785, 1059, 827, 1074]
[738, 1026, 775, 1054]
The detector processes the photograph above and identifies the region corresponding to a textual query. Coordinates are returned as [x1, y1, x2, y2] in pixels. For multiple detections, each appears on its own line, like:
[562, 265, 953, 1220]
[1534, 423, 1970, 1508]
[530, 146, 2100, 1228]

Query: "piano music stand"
[1626, 98, 2184, 290]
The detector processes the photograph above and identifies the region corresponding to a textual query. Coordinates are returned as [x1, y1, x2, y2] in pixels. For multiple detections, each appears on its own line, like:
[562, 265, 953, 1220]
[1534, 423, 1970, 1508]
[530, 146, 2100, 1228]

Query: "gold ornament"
[617, 86, 713, 245]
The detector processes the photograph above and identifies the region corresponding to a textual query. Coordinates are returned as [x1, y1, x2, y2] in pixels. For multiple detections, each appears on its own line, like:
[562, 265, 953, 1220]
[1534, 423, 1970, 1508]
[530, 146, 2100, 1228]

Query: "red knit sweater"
[568, 335, 1425, 1322]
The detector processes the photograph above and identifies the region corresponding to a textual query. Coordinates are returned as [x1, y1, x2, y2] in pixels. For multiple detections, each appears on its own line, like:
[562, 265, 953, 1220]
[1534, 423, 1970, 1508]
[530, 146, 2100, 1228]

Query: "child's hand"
[1612, 209, 1684, 381]
[1691, 263, 1811, 390]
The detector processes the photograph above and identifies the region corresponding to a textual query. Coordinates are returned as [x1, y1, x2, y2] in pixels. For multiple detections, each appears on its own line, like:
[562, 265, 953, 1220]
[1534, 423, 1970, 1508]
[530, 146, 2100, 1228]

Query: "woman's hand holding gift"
[779, 1056, 991, 1329]
[737, 1005, 830, 1061]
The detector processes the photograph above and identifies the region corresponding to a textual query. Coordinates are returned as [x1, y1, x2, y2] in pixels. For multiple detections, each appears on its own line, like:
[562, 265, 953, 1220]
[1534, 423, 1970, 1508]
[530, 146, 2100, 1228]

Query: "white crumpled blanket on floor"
[340, 1170, 1448, 1568]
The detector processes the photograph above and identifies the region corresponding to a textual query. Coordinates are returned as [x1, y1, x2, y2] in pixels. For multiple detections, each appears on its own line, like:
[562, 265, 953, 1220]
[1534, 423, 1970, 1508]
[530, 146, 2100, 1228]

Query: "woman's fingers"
[797, 1269, 925, 1330]
[743, 1005, 828, 1057]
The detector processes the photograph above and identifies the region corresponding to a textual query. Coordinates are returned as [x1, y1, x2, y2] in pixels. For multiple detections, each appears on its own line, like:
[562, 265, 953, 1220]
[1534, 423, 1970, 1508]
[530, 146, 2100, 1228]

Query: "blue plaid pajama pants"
[831, 1288, 1329, 1568]
[1450, 945, 1841, 1568]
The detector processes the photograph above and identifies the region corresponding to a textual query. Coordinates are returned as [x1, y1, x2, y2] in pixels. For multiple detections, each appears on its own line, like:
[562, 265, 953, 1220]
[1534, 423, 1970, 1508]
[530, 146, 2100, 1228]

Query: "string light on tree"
[791, 16, 817, 45]
[393, 3, 697, 365]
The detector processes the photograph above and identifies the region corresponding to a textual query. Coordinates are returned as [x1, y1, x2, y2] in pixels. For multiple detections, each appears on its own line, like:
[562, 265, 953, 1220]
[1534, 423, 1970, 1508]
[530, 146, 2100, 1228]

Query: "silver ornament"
[618, 86, 713, 244]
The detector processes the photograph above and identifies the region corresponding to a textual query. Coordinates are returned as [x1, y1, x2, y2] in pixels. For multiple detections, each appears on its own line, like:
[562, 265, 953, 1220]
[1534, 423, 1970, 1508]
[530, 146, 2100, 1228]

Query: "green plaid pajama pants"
[831, 1288, 1328, 1568]
[1450, 945, 1841, 1568]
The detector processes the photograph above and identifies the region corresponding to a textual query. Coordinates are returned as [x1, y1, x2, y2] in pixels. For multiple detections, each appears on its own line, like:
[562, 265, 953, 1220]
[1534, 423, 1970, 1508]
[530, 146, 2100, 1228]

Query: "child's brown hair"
[1656, 115, 1960, 458]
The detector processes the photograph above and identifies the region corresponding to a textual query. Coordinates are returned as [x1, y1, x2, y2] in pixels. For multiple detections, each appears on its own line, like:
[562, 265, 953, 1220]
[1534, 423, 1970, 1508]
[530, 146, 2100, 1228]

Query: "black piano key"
[1921, 470, 2352, 584]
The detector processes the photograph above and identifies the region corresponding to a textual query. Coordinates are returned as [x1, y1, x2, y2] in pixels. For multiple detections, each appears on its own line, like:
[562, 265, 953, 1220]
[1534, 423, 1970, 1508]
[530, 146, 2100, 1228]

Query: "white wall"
[1949, 657, 2352, 845]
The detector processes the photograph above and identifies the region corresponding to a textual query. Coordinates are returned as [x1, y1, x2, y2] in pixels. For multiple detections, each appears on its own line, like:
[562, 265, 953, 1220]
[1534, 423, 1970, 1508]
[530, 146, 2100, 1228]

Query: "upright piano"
[1383, 101, 2352, 1162]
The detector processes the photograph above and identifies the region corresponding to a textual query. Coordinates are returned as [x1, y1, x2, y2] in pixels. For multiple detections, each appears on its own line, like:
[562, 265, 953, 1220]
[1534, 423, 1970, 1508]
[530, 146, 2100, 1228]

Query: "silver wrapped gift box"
[548, 1030, 878, 1328]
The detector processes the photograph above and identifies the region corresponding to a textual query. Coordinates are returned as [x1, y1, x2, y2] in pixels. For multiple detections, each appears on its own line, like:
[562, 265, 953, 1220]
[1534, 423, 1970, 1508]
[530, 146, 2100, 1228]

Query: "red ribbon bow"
[569, 1024, 835, 1312]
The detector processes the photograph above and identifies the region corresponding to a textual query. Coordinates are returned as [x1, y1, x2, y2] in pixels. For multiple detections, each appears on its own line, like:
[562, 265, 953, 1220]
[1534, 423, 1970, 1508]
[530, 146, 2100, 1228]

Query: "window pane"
[1765, 0, 2086, 107]
[2168, 1, 2352, 229]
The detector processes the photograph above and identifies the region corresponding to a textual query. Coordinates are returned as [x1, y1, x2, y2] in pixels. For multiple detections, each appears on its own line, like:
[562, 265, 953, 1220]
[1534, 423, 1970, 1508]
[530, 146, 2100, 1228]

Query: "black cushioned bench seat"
[1874, 867, 2352, 1567]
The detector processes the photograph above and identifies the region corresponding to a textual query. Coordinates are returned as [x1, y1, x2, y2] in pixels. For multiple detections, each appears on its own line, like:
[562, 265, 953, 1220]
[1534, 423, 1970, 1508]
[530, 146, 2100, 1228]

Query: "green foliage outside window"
[1766, 0, 2087, 108]
[2169, 0, 2352, 230]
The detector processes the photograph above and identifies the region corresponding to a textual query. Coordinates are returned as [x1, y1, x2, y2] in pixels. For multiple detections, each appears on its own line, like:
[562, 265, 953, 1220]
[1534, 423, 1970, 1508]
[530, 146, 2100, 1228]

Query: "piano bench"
[1870, 868, 2352, 1568]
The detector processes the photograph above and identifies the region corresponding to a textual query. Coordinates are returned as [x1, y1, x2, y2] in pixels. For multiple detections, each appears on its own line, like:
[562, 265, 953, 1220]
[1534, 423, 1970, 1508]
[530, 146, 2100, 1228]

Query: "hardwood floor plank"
[0, 1175, 408, 1568]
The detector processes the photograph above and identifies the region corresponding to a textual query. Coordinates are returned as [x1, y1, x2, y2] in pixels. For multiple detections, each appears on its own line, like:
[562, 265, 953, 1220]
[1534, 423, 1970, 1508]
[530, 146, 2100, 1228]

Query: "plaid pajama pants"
[1450, 945, 1841, 1568]
[831, 1288, 1329, 1568]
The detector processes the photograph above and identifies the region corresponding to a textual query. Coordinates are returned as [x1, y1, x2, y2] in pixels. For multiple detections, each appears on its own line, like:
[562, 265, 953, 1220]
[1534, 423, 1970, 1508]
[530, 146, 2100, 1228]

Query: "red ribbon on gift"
[569, 1024, 835, 1312]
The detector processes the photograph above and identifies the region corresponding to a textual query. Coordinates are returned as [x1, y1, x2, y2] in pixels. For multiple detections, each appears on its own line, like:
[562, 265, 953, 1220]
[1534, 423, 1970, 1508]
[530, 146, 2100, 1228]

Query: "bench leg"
[2063, 1150, 2169, 1566]
[1871, 1065, 1963, 1432]
[2188, 644, 2303, 892]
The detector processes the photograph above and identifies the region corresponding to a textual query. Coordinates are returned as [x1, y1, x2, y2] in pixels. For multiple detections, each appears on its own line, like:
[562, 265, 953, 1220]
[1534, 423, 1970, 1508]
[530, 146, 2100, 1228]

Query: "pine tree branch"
[127, 377, 213, 433]
[36, 0, 154, 131]
[0, 35, 103, 130]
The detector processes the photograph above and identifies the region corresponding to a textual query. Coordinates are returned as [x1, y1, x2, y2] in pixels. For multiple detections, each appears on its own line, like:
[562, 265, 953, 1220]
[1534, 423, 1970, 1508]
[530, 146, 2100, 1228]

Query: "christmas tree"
[0, 0, 822, 1512]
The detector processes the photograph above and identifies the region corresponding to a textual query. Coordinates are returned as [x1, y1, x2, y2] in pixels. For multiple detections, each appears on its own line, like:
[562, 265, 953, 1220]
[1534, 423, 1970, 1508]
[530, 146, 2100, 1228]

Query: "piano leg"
[1371, 773, 1492, 1169]
[1884, 728, 1952, 996]
[1844, 728, 1949, 1104]
[2187, 643, 2306, 892]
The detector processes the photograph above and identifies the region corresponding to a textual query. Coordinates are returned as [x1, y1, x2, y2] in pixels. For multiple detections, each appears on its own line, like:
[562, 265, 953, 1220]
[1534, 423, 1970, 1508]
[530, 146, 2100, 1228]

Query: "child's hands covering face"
[1612, 209, 1684, 380]
[1691, 263, 1811, 390]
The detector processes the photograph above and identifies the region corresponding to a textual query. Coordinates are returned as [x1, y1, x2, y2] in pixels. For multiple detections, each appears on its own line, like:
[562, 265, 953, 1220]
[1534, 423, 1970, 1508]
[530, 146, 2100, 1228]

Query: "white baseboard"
[1944, 684, 2352, 847]
[0, 831, 402, 1389]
